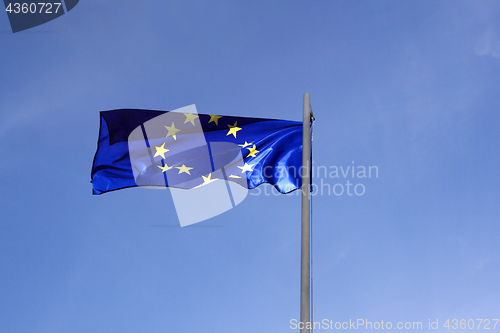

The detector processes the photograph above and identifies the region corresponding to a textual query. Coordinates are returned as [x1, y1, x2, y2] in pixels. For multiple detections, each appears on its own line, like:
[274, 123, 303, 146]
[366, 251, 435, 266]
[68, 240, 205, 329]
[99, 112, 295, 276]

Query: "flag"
[91, 108, 303, 195]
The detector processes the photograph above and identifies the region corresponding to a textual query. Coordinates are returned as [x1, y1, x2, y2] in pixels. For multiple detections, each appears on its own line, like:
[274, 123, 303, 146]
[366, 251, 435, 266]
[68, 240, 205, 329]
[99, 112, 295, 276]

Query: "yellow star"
[165, 122, 180, 140]
[238, 141, 253, 148]
[208, 115, 223, 126]
[226, 121, 242, 138]
[183, 113, 199, 126]
[158, 163, 173, 173]
[202, 173, 212, 182]
[246, 145, 259, 158]
[237, 162, 255, 173]
[176, 164, 193, 175]
[229, 174, 241, 179]
[154, 143, 169, 159]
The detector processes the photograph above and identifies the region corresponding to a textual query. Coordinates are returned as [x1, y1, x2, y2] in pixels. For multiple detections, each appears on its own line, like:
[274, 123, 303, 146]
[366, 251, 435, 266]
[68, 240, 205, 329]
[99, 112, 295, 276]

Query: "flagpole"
[301, 93, 311, 333]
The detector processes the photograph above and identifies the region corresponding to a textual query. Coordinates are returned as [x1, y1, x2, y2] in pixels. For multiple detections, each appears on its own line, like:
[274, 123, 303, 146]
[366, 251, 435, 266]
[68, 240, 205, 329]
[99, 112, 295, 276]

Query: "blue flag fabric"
[91, 109, 304, 195]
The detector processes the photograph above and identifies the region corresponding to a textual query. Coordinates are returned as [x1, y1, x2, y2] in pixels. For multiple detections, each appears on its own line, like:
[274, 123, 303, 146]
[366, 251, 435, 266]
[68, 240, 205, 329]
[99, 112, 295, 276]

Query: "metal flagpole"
[301, 93, 311, 333]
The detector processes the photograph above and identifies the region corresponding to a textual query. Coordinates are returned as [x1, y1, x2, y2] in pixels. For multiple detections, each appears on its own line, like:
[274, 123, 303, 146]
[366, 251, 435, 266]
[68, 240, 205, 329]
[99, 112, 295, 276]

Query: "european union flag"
[91, 107, 303, 195]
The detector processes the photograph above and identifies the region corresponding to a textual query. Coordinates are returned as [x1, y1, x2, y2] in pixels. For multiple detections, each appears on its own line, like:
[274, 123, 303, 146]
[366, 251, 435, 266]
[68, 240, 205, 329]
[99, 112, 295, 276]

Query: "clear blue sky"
[1, 1, 499, 332]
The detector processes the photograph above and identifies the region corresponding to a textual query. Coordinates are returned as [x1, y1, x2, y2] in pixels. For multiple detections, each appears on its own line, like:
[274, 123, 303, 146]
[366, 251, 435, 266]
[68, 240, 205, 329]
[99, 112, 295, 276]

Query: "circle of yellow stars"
[153, 113, 260, 184]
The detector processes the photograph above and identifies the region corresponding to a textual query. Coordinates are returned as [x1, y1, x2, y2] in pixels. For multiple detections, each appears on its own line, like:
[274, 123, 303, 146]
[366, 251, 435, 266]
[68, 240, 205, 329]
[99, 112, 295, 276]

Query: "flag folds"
[91, 108, 303, 195]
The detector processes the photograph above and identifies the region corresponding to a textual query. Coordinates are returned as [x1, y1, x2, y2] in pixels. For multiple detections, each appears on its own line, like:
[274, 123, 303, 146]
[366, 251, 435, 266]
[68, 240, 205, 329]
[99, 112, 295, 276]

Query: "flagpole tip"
[303, 93, 310, 106]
